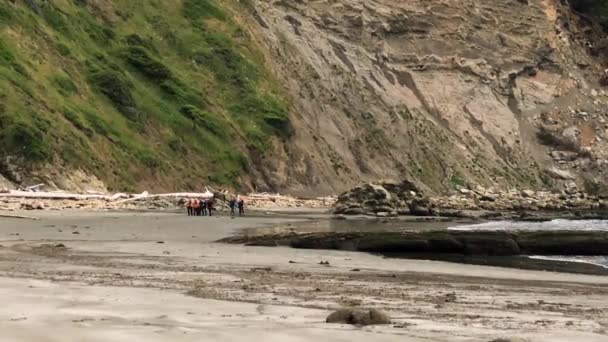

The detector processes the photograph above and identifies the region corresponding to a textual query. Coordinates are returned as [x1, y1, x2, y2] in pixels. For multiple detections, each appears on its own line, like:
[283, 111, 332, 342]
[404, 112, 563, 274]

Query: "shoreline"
[4, 206, 608, 276]
[0, 210, 608, 341]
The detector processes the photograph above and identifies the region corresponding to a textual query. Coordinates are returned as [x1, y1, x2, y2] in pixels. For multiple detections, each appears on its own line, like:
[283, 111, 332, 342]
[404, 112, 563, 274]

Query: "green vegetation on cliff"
[0, 0, 289, 191]
[572, 0, 608, 29]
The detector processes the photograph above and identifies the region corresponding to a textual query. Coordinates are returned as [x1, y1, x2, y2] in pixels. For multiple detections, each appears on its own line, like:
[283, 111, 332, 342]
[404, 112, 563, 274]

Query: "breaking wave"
[448, 219, 608, 232]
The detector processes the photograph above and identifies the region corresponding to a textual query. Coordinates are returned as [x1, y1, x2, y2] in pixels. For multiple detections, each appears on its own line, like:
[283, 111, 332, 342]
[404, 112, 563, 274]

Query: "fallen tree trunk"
[0, 190, 129, 201]
[0, 213, 40, 220]
[112, 191, 215, 204]
[0, 190, 215, 202]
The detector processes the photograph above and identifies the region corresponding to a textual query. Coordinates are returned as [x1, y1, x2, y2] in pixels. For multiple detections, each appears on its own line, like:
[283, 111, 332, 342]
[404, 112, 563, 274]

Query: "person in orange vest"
[192, 198, 200, 216]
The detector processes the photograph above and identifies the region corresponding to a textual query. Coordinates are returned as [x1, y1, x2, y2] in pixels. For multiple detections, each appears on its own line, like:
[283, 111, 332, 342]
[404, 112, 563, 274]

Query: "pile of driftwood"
[0, 190, 215, 201]
[0, 188, 335, 213]
[242, 192, 336, 209]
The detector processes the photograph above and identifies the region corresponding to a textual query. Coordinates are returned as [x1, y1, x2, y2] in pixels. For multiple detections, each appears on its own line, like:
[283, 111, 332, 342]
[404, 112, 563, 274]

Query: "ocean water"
[448, 219, 608, 232]
[529, 255, 608, 268]
[448, 219, 608, 269]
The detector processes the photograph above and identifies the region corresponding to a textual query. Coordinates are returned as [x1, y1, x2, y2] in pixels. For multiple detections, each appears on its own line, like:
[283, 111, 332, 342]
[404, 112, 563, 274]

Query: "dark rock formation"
[326, 308, 391, 325]
[222, 230, 608, 257]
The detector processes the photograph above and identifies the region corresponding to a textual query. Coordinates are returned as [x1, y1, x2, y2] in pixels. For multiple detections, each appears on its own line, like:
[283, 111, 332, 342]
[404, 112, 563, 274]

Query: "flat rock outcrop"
[222, 230, 608, 257]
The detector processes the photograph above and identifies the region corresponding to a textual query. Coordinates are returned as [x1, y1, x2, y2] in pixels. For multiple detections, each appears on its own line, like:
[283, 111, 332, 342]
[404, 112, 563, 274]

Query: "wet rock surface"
[222, 230, 608, 258]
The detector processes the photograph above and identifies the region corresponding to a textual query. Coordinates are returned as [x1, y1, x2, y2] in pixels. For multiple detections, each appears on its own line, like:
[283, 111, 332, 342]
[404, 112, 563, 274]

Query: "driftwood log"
[0, 213, 40, 220]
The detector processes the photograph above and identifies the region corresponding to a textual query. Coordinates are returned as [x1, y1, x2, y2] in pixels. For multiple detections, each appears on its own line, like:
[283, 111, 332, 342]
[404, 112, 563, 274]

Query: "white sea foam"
[448, 219, 608, 232]
[445, 220, 608, 269]
[529, 255, 608, 268]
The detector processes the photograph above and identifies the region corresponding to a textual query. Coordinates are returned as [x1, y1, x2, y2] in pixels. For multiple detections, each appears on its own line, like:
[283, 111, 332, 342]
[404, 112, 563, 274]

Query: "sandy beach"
[0, 211, 607, 341]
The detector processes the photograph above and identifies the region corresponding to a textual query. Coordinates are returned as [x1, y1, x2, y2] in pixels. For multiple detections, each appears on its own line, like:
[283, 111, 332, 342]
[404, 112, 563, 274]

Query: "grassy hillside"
[0, 0, 289, 191]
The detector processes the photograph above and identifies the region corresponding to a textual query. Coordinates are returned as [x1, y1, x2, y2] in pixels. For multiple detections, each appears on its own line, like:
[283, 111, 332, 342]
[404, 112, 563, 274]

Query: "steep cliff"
[245, 0, 608, 195]
[1, 0, 607, 195]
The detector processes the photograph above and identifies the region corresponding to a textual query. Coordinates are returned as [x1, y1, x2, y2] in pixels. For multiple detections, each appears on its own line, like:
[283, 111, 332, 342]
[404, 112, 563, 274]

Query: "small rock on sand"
[489, 338, 530, 342]
[326, 308, 391, 325]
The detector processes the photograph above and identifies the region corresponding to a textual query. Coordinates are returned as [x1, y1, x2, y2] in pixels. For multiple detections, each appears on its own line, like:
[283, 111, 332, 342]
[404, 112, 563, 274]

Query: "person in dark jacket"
[186, 199, 193, 216]
[201, 199, 208, 216]
[207, 197, 214, 216]
[237, 198, 245, 216]
[228, 198, 237, 217]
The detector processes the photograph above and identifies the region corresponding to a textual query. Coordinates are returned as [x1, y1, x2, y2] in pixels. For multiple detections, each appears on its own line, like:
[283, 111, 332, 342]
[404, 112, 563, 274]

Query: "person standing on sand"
[186, 199, 193, 216]
[228, 198, 237, 217]
[238, 198, 245, 216]
[201, 199, 208, 216]
[208, 197, 214, 216]
[193, 198, 200, 216]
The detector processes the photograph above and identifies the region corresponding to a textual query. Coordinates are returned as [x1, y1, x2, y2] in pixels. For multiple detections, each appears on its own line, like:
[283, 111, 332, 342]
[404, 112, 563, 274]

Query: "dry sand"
[0, 210, 607, 341]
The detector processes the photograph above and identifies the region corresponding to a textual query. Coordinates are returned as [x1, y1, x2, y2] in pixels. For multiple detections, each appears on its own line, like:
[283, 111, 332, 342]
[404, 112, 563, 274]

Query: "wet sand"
[0, 210, 607, 341]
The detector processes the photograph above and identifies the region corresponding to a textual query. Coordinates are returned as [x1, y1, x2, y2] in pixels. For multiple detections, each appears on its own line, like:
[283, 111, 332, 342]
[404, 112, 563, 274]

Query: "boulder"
[480, 194, 497, 202]
[342, 207, 366, 215]
[409, 197, 434, 216]
[520, 190, 535, 198]
[326, 308, 391, 325]
[0, 157, 24, 184]
[545, 167, 576, 180]
[334, 179, 424, 216]
[374, 205, 395, 213]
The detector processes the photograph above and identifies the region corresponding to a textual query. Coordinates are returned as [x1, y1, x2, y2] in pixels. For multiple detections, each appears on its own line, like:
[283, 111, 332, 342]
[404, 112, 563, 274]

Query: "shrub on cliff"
[122, 46, 172, 81]
[571, 0, 608, 29]
[88, 68, 137, 119]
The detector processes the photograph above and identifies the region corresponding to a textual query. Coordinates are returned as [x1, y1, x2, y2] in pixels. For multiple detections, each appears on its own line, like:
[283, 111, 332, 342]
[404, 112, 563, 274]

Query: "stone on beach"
[326, 308, 391, 326]
[489, 338, 530, 342]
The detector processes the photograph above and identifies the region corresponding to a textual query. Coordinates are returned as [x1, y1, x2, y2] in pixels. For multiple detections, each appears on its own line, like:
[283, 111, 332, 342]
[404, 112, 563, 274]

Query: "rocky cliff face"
[2, 0, 607, 196]
[244, 0, 608, 196]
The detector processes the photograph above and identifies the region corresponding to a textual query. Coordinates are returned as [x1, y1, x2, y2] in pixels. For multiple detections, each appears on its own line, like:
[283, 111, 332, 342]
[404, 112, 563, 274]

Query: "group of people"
[186, 198, 214, 216]
[228, 197, 246, 217]
[185, 195, 246, 217]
